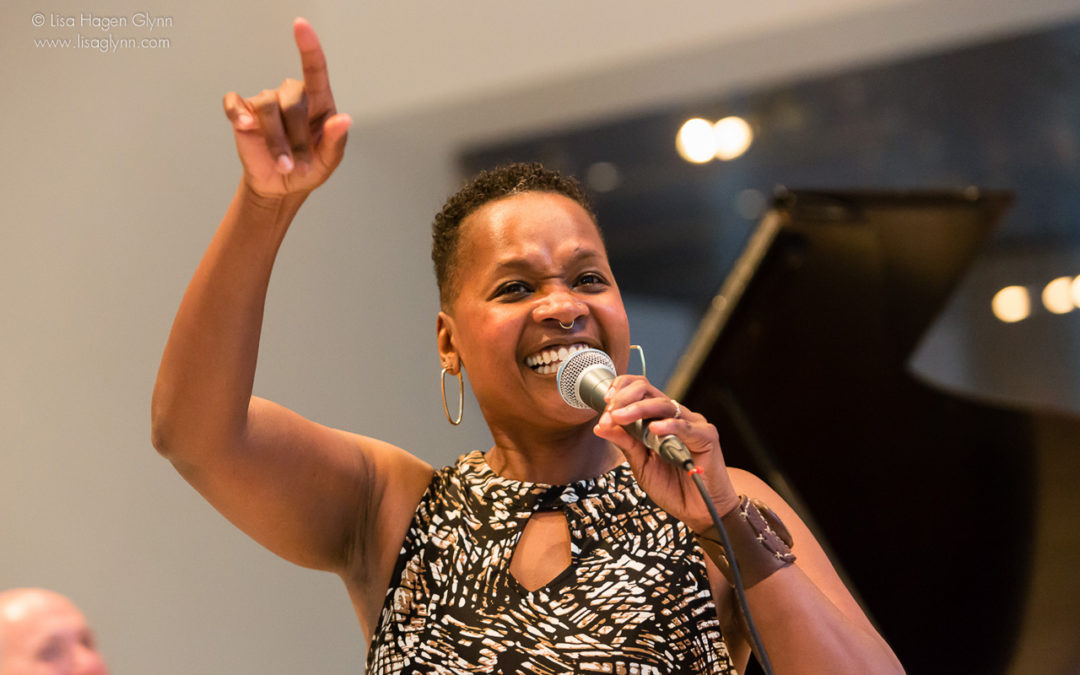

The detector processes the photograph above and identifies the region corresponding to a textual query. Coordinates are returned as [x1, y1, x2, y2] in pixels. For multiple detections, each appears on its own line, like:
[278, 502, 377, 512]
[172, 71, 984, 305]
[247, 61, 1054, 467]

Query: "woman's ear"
[436, 310, 460, 373]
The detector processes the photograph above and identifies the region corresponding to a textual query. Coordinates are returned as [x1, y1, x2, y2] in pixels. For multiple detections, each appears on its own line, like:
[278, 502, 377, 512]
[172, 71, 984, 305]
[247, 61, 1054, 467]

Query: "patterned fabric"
[366, 451, 736, 674]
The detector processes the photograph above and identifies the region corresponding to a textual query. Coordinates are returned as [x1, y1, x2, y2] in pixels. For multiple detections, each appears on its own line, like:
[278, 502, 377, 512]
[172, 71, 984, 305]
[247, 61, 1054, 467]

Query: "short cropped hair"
[431, 162, 597, 308]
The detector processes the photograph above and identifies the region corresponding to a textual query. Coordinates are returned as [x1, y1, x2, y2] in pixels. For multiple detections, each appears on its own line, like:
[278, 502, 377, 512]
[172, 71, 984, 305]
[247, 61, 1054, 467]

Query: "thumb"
[317, 113, 351, 170]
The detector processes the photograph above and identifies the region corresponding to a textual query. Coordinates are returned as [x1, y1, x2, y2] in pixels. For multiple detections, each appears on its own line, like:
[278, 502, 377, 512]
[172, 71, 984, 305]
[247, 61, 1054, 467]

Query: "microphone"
[557, 348, 694, 469]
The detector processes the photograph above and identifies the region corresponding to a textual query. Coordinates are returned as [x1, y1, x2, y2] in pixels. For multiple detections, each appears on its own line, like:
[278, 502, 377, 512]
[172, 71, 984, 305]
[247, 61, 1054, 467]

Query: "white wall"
[2, 0, 1078, 672]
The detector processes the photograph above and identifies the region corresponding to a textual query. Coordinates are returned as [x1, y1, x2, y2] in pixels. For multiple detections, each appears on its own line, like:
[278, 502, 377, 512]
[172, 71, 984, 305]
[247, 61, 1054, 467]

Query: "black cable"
[688, 466, 775, 675]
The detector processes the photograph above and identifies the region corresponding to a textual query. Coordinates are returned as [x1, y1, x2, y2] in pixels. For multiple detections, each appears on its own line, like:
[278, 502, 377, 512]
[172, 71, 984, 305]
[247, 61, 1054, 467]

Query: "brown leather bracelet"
[694, 495, 796, 588]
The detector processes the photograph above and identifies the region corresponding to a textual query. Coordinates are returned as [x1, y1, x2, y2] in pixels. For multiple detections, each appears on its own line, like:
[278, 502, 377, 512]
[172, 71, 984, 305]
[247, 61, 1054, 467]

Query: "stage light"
[1042, 276, 1075, 314]
[991, 285, 1030, 323]
[676, 118, 717, 164]
[714, 116, 753, 160]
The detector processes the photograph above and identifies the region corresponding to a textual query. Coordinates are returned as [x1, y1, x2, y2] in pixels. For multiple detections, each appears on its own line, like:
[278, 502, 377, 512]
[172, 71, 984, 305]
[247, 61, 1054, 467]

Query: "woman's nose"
[533, 289, 587, 327]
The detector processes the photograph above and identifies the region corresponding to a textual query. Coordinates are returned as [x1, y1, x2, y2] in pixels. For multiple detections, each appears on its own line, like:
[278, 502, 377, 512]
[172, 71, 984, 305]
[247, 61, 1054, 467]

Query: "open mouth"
[525, 342, 591, 375]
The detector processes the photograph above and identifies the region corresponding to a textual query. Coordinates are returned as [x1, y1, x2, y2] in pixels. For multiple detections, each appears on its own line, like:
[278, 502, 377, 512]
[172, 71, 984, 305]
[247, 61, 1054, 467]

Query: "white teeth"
[525, 343, 590, 372]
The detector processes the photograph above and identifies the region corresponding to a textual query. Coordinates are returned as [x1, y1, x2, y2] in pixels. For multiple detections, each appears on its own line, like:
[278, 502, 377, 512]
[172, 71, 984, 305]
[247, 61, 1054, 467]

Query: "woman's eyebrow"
[491, 249, 605, 273]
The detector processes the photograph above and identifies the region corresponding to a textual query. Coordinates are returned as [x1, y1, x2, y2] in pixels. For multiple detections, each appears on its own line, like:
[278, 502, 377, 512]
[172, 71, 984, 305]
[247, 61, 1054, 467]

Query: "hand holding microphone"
[558, 348, 739, 533]
[557, 349, 695, 470]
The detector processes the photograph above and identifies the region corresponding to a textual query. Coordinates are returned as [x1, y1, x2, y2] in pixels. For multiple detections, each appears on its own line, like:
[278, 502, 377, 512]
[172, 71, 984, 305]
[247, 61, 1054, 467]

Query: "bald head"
[0, 589, 108, 675]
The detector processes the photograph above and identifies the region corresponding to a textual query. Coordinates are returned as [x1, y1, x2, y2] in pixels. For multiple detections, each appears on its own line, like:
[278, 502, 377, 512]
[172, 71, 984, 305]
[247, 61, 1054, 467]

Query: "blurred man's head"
[0, 589, 108, 675]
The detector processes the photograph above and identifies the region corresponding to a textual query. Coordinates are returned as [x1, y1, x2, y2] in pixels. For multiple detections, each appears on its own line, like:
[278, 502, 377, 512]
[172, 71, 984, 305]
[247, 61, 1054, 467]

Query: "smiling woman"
[150, 17, 904, 675]
[435, 185, 632, 468]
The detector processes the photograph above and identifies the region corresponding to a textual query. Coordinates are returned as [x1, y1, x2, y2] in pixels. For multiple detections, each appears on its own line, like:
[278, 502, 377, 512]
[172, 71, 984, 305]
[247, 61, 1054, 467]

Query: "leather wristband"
[694, 495, 796, 588]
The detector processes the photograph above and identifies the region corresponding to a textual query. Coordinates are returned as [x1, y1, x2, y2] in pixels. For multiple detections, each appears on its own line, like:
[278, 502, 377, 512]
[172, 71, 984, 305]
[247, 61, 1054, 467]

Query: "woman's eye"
[495, 281, 531, 298]
[575, 273, 607, 288]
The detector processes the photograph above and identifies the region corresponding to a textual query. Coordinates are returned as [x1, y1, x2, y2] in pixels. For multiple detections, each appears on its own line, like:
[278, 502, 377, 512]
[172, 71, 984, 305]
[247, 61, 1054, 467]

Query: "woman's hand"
[222, 18, 351, 199]
[593, 375, 740, 532]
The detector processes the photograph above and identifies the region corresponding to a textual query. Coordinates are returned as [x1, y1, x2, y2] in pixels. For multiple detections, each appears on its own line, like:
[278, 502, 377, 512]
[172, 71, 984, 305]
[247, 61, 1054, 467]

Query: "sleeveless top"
[366, 451, 737, 674]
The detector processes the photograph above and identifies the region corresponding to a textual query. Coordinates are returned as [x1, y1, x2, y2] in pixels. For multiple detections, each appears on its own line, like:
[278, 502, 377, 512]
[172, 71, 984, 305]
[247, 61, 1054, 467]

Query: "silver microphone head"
[556, 348, 616, 409]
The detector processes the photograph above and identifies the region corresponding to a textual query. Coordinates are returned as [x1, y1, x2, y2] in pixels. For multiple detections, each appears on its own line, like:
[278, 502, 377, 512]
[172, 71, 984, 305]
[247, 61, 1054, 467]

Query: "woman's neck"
[485, 424, 624, 485]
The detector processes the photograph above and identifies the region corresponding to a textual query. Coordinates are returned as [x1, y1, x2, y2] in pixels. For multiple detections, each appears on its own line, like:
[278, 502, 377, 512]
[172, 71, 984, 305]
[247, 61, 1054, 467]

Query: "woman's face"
[437, 191, 630, 430]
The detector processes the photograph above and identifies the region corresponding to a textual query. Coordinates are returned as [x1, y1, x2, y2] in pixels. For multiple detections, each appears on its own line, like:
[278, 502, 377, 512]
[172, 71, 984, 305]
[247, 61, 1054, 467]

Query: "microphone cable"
[685, 461, 775, 675]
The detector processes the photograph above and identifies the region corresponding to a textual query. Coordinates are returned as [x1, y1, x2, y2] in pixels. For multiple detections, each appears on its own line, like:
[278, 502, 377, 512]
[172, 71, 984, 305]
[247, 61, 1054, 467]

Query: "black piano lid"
[668, 188, 1033, 675]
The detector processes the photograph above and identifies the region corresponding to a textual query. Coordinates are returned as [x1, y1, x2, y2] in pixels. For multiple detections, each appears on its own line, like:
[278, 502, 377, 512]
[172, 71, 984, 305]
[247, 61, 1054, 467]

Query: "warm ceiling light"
[1042, 276, 1075, 314]
[676, 118, 717, 164]
[1072, 275, 1080, 309]
[991, 285, 1030, 323]
[713, 116, 753, 160]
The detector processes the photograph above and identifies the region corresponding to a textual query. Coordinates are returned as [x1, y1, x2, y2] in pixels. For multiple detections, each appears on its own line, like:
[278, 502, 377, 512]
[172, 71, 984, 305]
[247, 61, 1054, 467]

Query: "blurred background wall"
[2, 0, 1078, 672]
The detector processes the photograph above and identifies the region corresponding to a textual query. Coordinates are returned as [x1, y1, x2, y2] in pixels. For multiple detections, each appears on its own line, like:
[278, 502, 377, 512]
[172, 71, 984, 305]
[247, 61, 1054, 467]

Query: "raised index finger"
[292, 17, 335, 111]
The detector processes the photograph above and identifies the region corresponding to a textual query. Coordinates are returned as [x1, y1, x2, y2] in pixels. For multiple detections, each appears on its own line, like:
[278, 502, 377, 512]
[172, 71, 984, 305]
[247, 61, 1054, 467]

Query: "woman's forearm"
[739, 564, 905, 674]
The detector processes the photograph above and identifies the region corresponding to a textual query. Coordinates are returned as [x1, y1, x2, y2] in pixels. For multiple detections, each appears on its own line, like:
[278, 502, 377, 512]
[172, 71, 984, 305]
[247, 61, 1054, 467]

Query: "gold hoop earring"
[630, 344, 647, 378]
[440, 366, 464, 426]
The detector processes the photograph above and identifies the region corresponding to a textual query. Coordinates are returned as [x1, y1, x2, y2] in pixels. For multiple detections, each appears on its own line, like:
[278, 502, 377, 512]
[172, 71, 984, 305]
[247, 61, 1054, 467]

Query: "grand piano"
[665, 189, 1035, 674]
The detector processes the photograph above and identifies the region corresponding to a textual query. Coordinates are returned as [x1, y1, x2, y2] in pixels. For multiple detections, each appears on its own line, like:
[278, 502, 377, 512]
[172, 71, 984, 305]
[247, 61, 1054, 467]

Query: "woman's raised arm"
[150, 19, 432, 633]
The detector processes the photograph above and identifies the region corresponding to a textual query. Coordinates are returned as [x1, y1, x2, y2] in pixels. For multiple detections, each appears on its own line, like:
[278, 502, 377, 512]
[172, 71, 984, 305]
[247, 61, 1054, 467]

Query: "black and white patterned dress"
[366, 451, 737, 674]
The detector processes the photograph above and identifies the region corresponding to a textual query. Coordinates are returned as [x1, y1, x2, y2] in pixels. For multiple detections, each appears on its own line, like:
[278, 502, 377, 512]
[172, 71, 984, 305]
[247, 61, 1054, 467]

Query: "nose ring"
[558, 319, 575, 330]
